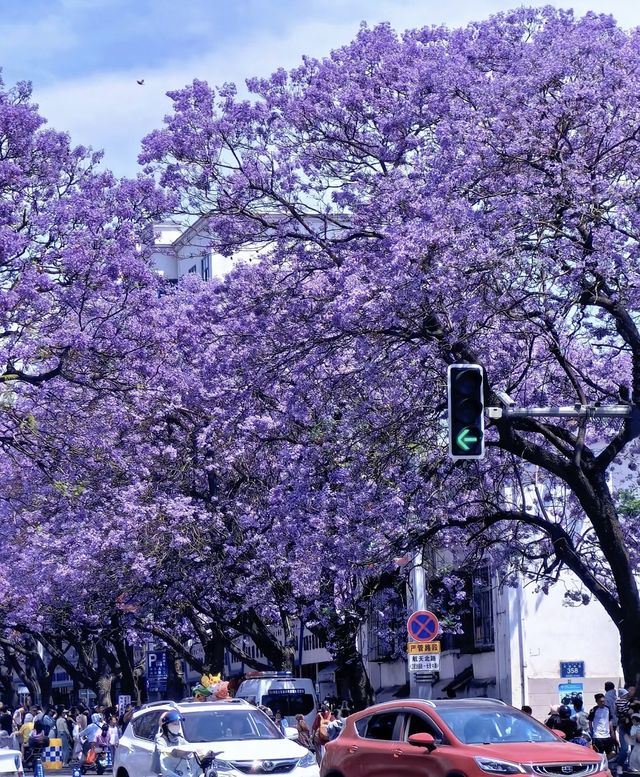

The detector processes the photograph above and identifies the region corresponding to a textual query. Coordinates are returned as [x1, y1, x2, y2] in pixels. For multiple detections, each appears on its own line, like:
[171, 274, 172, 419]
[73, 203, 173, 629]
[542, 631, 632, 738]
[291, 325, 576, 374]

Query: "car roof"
[351, 698, 510, 716]
[178, 700, 253, 712]
[133, 699, 253, 717]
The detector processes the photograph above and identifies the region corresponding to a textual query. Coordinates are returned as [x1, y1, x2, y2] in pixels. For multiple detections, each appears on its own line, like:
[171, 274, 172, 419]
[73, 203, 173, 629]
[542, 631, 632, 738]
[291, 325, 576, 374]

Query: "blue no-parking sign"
[407, 610, 440, 643]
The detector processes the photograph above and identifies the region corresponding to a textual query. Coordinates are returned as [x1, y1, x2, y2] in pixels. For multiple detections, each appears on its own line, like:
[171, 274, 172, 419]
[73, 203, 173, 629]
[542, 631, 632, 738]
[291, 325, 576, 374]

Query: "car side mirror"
[408, 732, 437, 751]
[552, 729, 566, 740]
[284, 726, 299, 740]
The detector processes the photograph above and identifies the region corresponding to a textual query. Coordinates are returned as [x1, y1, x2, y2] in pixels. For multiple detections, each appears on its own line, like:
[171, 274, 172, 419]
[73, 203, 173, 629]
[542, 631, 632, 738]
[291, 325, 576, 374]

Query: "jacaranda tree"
[0, 76, 171, 704]
[141, 7, 640, 682]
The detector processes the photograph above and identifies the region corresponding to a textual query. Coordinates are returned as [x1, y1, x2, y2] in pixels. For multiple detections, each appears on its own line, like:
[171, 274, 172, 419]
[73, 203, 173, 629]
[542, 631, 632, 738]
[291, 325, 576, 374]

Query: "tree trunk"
[95, 643, 117, 707]
[619, 617, 640, 686]
[24, 678, 42, 706]
[25, 648, 53, 707]
[334, 651, 374, 711]
[239, 610, 294, 670]
[72, 677, 82, 706]
[166, 650, 186, 701]
[202, 637, 225, 675]
[96, 673, 114, 707]
[112, 635, 143, 704]
[0, 663, 18, 708]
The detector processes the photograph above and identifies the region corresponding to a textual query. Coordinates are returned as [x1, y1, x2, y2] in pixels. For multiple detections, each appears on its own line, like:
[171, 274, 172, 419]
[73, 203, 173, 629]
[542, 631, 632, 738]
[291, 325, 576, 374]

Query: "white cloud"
[34, 15, 370, 176]
[33, 0, 640, 177]
[1, 15, 77, 73]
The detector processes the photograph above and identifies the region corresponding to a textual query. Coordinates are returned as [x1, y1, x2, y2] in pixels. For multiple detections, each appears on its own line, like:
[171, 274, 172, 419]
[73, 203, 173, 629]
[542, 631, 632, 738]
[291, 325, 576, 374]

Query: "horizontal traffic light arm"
[487, 404, 633, 419]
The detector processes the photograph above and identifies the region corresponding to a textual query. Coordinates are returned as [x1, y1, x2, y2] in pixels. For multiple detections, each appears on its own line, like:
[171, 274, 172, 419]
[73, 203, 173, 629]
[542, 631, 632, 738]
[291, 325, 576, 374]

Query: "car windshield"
[261, 691, 315, 718]
[182, 710, 282, 742]
[437, 709, 559, 744]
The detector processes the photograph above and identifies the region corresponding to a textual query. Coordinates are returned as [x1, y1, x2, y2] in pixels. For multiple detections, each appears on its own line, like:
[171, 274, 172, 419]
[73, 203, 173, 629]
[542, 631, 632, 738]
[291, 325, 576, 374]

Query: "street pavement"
[42, 770, 113, 777]
[39, 761, 636, 775]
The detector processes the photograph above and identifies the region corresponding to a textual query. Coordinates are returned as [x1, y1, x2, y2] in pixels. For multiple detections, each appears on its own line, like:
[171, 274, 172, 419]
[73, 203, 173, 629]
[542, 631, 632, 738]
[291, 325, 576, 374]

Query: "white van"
[235, 671, 319, 730]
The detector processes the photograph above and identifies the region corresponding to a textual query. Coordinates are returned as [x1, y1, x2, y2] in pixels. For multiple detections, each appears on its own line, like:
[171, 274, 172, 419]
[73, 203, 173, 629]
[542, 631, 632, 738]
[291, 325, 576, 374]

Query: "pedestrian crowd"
[309, 702, 351, 765]
[0, 699, 133, 768]
[252, 698, 351, 766]
[533, 681, 640, 772]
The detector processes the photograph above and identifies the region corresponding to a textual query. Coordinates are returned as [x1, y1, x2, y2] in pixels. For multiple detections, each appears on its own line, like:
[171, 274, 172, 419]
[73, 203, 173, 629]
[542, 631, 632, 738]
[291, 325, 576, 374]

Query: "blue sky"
[3, 0, 639, 177]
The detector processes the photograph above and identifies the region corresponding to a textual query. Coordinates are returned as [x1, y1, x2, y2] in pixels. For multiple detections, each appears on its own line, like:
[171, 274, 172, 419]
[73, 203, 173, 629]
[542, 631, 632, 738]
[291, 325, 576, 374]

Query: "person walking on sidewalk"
[627, 712, 640, 773]
[589, 694, 616, 757]
[615, 685, 637, 773]
[107, 716, 119, 767]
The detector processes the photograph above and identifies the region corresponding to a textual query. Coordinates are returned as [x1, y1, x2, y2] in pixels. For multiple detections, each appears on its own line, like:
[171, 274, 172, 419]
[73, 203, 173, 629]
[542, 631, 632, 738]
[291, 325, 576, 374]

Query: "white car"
[114, 698, 319, 777]
[0, 749, 23, 777]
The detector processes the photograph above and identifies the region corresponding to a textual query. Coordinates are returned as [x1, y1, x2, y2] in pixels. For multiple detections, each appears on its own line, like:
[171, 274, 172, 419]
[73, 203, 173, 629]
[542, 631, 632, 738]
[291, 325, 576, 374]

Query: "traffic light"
[448, 364, 485, 459]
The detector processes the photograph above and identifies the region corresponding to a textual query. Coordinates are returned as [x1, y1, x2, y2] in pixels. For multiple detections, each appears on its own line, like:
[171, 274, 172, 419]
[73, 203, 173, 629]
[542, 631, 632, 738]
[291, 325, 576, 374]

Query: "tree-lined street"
[0, 2, 640, 743]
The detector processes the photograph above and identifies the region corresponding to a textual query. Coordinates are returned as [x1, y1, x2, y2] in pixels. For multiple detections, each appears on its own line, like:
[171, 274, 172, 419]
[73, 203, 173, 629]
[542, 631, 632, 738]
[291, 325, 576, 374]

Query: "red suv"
[320, 698, 609, 777]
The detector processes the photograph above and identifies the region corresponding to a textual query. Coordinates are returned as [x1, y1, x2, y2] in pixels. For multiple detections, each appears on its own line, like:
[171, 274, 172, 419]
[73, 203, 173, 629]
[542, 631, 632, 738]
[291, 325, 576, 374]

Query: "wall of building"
[520, 573, 622, 720]
[225, 625, 332, 680]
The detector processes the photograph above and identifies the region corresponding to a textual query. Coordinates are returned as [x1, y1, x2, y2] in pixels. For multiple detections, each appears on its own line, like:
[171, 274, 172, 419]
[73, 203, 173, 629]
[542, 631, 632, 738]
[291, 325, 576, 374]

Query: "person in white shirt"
[589, 694, 615, 756]
[107, 717, 120, 767]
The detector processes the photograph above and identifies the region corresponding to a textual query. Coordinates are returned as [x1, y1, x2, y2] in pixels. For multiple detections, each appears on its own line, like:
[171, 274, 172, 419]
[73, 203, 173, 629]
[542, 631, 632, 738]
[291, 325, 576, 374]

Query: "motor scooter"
[80, 743, 109, 775]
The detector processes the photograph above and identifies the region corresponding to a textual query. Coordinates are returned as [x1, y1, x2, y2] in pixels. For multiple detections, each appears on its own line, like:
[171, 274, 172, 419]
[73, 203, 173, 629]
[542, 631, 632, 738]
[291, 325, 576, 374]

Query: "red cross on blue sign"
[407, 610, 440, 643]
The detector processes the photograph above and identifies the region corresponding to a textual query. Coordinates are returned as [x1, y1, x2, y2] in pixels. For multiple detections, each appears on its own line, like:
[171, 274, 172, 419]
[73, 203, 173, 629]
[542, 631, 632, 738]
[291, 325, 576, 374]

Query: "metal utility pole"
[409, 552, 433, 700]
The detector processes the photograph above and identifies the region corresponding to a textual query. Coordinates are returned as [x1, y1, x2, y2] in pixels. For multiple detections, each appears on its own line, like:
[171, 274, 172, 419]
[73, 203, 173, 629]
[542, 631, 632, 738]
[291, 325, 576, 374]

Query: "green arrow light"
[456, 427, 479, 451]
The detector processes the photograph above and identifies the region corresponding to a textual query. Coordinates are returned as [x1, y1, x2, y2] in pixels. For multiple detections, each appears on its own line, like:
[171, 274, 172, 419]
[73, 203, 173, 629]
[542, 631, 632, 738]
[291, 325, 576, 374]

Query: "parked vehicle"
[235, 671, 319, 731]
[0, 748, 23, 777]
[114, 698, 319, 777]
[320, 697, 611, 777]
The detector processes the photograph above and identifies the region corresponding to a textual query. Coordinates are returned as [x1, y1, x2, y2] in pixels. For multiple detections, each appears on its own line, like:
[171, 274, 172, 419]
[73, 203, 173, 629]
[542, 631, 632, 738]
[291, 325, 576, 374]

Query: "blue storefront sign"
[147, 649, 169, 692]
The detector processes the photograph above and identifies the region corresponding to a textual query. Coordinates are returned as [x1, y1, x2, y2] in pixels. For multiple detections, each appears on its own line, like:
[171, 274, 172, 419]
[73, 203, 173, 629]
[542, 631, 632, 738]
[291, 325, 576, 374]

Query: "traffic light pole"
[409, 552, 433, 701]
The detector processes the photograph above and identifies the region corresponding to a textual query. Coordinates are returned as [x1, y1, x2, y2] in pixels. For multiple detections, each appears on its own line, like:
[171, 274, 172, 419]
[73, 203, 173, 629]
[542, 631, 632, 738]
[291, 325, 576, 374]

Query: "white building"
[494, 571, 622, 719]
[150, 219, 239, 283]
[362, 567, 622, 719]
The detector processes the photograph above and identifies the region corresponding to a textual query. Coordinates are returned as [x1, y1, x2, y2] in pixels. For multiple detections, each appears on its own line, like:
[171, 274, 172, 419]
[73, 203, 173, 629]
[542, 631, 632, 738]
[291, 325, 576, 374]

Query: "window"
[405, 713, 441, 741]
[181, 710, 281, 742]
[303, 633, 322, 651]
[132, 710, 163, 740]
[472, 564, 494, 649]
[188, 264, 197, 274]
[368, 588, 403, 661]
[365, 712, 401, 741]
[261, 691, 315, 717]
[201, 254, 211, 281]
[355, 716, 370, 737]
[436, 708, 555, 744]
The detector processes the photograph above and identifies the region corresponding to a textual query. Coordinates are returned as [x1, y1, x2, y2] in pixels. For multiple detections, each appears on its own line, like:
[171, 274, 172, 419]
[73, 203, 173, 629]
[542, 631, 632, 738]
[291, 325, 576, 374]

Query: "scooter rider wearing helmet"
[556, 705, 581, 741]
[153, 710, 196, 777]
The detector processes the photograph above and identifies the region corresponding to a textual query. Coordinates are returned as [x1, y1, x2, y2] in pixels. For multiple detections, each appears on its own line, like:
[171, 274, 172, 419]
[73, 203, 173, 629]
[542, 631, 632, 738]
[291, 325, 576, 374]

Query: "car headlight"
[297, 750, 316, 768]
[599, 754, 608, 771]
[474, 757, 526, 775]
[214, 759, 233, 773]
